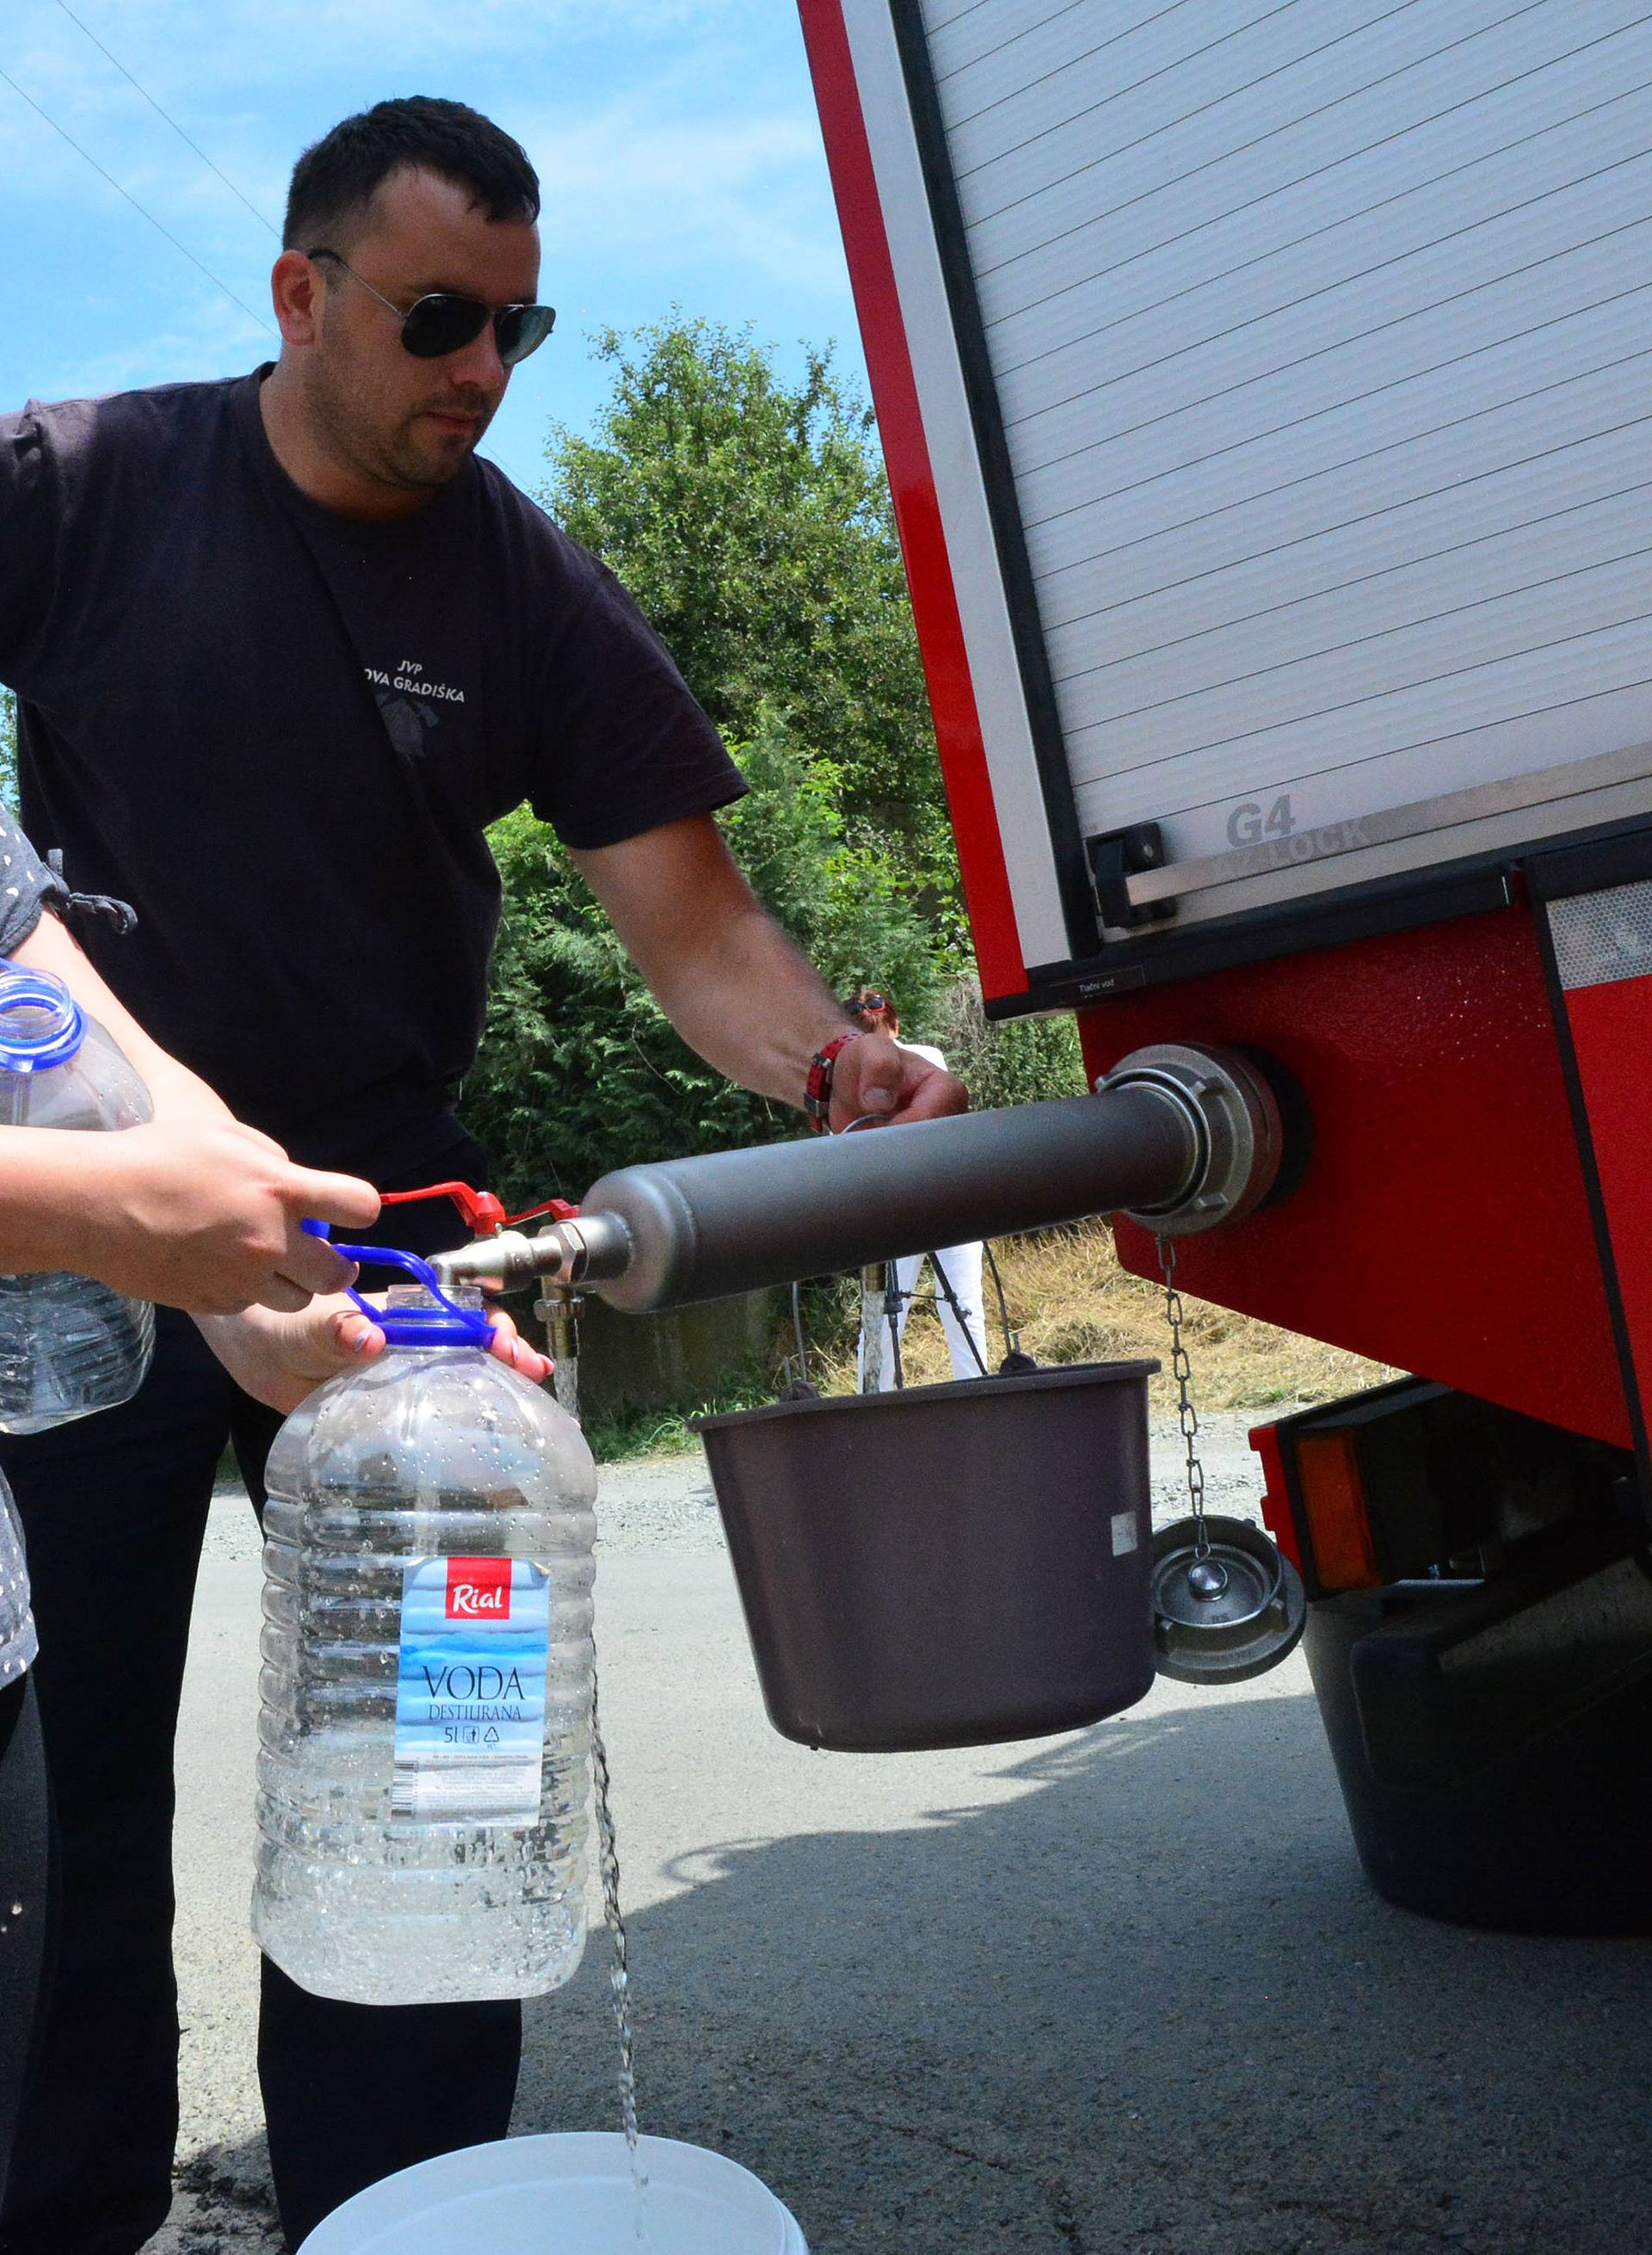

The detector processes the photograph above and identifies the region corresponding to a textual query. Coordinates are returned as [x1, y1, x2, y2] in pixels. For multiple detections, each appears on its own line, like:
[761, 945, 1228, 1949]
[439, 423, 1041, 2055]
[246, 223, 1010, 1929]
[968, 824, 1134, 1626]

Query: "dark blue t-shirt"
[0, 367, 745, 1173]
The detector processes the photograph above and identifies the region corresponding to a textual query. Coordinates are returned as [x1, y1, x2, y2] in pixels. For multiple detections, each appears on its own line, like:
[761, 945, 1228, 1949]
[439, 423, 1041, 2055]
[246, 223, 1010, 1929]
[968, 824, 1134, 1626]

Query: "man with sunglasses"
[0, 93, 963, 2255]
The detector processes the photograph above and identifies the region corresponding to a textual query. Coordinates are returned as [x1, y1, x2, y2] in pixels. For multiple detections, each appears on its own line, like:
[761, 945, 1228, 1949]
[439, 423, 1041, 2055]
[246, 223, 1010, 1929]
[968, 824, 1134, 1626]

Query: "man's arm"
[0, 807, 382, 1374]
[0, 1117, 380, 1314]
[570, 814, 968, 1131]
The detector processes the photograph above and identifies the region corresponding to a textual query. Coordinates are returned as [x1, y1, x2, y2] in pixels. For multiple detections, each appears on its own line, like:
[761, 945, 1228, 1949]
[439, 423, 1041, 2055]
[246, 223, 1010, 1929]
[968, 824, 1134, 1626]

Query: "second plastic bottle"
[0, 962, 155, 1432]
[254, 1251, 597, 2005]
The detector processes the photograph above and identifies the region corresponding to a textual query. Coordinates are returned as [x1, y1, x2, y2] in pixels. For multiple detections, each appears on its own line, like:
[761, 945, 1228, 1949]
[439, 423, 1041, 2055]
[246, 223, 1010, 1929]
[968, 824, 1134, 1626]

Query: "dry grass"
[810, 1219, 1397, 1419]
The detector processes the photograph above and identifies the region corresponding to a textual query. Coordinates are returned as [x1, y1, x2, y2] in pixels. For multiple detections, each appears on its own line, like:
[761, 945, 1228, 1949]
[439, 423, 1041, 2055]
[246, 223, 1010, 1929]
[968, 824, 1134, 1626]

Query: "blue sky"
[0, 0, 871, 501]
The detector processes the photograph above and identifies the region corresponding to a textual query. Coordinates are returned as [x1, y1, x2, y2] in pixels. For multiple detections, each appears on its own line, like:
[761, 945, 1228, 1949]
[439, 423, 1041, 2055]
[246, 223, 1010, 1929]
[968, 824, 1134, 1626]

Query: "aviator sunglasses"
[307, 248, 557, 366]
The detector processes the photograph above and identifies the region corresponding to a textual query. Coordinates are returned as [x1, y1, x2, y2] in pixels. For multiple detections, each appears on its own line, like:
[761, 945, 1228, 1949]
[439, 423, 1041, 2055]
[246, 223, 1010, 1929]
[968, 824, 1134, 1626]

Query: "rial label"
[392, 1556, 552, 1825]
[446, 1556, 514, 1619]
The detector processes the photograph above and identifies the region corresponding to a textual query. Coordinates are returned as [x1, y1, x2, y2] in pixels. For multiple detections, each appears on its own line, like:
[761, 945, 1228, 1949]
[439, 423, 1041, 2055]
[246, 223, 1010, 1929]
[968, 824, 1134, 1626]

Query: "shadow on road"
[170, 1688, 1652, 2253]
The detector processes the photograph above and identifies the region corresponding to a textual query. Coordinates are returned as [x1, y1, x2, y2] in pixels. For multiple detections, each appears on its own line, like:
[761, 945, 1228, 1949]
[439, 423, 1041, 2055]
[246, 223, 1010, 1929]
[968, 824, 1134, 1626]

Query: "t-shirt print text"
[366, 659, 467, 704]
[367, 659, 468, 763]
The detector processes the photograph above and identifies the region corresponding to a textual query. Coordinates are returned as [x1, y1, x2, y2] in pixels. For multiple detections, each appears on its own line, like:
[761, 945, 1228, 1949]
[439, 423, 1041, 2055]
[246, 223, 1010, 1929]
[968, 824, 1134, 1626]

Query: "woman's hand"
[67, 1118, 380, 1312]
[194, 1292, 553, 1415]
[0, 1119, 379, 1312]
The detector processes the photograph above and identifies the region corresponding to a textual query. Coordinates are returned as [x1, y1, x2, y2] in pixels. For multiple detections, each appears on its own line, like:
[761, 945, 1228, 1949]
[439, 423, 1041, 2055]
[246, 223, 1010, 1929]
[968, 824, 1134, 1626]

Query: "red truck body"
[798, 0, 1652, 1469]
[798, 0, 1652, 1928]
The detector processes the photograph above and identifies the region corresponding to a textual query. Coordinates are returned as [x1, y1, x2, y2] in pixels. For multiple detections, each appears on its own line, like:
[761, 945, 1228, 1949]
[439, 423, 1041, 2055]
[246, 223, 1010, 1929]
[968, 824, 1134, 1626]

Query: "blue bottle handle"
[302, 1220, 496, 1347]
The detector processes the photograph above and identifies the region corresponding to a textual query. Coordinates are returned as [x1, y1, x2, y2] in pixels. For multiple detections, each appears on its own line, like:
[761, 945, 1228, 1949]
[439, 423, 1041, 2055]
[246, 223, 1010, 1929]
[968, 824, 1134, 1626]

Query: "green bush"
[928, 981, 1088, 1111]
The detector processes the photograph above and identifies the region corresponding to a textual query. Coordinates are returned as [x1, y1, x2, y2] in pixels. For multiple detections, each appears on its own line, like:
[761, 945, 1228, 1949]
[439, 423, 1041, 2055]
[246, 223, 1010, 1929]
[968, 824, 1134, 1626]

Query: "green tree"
[929, 978, 1086, 1112]
[542, 316, 952, 880]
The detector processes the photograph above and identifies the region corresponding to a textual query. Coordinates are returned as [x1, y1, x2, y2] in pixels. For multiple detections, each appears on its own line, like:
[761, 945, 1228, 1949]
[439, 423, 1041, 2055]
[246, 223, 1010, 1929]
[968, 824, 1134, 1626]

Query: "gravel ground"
[134, 1413, 1652, 2254]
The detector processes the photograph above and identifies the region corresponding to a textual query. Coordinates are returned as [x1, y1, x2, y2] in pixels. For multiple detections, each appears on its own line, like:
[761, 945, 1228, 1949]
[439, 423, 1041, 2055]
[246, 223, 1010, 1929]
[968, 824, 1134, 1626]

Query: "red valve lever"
[380, 1181, 508, 1234]
[503, 1195, 582, 1226]
[379, 1183, 581, 1235]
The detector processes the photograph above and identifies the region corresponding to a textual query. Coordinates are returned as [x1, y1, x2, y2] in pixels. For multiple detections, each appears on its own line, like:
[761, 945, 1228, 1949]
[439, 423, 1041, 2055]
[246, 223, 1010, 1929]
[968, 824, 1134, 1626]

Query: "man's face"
[299, 165, 541, 497]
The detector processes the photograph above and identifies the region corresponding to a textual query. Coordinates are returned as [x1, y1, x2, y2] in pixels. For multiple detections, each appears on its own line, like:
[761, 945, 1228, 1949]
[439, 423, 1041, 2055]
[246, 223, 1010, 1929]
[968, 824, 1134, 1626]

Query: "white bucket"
[296, 2131, 808, 2254]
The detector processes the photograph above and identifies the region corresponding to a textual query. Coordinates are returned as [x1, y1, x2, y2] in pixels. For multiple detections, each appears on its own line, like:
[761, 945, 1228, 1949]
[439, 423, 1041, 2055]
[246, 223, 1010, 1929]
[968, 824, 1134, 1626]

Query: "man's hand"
[196, 1294, 554, 1415]
[829, 1032, 968, 1131]
[571, 816, 974, 1124]
[59, 1119, 380, 1314]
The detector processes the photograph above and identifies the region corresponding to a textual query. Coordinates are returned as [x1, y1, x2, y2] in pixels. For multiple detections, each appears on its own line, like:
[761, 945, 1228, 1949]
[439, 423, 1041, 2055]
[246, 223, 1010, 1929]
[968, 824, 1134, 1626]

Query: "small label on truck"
[391, 1556, 551, 1824]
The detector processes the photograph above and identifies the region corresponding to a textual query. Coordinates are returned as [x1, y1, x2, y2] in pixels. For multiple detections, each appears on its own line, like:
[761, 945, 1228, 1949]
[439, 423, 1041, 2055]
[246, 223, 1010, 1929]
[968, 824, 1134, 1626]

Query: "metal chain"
[1156, 1233, 1211, 1562]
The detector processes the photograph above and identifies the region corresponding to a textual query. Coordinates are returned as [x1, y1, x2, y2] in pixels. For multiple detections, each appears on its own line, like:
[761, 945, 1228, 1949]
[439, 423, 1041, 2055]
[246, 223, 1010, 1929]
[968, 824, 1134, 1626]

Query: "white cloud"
[3, 3, 850, 307]
[3, 0, 827, 246]
[531, 99, 848, 298]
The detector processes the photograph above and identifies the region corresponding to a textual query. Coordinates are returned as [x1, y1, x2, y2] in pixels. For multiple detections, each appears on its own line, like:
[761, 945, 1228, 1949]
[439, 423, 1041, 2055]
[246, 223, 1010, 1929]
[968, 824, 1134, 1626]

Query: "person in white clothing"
[848, 987, 991, 1389]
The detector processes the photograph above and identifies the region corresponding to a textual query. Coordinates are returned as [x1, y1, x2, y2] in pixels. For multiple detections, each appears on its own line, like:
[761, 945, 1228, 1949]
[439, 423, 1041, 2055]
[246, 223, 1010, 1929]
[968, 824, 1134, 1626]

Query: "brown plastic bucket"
[693, 1360, 1157, 1752]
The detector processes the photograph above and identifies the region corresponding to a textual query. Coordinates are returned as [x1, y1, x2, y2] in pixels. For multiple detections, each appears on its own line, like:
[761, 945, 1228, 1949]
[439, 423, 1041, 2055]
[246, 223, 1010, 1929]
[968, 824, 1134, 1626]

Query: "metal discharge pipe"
[585, 1081, 1192, 1311]
[431, 1044, 1287, 1314]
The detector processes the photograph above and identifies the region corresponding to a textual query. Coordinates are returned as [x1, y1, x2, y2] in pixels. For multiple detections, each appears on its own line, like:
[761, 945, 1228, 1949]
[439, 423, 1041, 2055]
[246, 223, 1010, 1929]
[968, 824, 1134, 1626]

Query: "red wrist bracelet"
[804, 1032, 861, 1133]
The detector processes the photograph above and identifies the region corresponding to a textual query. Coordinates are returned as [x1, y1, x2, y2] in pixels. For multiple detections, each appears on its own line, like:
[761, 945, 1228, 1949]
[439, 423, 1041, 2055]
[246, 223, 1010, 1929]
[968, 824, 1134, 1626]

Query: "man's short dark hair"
[283, 96, 539, 251]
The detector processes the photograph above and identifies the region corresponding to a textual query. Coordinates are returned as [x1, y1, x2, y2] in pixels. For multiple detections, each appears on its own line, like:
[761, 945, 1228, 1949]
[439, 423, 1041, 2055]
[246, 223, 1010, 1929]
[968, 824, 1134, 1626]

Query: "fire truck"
[790, 0, 1652, 1932]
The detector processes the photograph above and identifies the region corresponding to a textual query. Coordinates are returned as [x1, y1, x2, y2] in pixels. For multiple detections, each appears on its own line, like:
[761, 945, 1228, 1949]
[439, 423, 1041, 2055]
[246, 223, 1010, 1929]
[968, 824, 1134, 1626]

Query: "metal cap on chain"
[1150, 1515, 1306, 1684]
[1150, 1232, 1307, 1685]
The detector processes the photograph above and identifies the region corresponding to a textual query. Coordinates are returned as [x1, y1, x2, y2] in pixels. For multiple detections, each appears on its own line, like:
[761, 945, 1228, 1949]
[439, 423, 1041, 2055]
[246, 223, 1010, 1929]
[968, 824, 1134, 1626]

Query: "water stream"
[552, 1350, 580, 1423]
[589, 1660, 652, 2247]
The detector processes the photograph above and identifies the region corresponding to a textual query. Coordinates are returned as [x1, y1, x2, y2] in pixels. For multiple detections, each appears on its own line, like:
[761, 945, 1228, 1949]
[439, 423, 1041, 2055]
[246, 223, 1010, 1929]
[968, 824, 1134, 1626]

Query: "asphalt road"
[142, 1418, 1652, 2254]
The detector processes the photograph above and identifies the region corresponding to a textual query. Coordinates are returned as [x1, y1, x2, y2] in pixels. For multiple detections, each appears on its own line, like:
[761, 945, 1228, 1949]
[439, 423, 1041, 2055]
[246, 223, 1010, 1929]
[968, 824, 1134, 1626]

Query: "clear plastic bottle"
[0, 964, 154, 1432]
[253, 1253, 598, 2005]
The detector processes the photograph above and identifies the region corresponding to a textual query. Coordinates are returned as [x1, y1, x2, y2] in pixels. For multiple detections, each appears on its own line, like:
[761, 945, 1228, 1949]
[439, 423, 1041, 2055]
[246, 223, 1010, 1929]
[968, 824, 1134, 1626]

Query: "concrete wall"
[560, 1287, 786, 1416]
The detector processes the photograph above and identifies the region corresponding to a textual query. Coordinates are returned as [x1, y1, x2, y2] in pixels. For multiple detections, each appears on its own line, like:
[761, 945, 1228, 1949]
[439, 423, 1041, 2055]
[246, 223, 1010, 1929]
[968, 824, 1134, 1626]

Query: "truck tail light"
[1256, 1379, 1630, 1602]
[1294, 1431, 1380, 1591]
[1249, 1420, 1302, 1574]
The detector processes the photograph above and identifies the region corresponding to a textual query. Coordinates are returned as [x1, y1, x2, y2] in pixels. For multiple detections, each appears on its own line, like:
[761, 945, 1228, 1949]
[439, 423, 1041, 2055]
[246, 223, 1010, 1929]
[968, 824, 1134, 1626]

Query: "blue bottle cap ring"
[0, 965, 86, 1074]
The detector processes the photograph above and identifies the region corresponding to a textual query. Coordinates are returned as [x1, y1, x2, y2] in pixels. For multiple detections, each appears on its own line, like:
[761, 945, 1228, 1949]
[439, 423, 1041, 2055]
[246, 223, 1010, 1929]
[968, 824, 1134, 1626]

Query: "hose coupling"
[430, 1210, 632, 1295]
